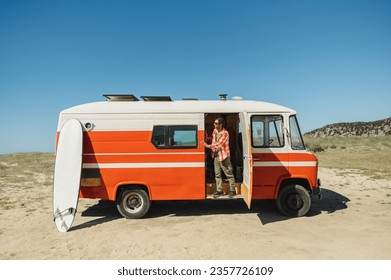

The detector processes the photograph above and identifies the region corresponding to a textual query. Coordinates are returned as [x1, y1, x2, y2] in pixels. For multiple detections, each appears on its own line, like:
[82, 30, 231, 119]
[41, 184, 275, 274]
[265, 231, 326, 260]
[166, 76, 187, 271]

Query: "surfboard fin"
[68, 207, 76, 215]
[61, 221, 69, 231]
[53, 208, 61, 222]
[53, 207, 76, 222]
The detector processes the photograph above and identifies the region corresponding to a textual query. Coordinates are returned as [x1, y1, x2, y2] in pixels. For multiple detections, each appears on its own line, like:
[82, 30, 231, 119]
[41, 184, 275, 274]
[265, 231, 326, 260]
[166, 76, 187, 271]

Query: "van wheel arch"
[278, 178, 311, 193]
[116, 185, 151, 219]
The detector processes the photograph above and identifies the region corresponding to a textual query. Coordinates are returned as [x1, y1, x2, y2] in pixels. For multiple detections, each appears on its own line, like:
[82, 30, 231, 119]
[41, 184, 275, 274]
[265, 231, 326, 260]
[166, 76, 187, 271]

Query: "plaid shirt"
[210, 128, 230, 161]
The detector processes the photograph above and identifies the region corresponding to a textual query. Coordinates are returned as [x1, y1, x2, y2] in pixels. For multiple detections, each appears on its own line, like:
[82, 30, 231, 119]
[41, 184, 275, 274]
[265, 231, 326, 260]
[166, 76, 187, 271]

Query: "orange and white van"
[56, 94, 321, 218]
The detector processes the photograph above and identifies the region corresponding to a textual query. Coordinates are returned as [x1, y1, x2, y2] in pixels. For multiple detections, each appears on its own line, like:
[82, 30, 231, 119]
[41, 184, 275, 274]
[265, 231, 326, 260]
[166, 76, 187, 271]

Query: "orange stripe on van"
[252, 152, 317, 162]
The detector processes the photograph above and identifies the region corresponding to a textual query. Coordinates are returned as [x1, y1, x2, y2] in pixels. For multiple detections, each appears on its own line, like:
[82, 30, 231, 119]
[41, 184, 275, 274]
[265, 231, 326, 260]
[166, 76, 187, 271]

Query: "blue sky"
[1, 0, 390, 154]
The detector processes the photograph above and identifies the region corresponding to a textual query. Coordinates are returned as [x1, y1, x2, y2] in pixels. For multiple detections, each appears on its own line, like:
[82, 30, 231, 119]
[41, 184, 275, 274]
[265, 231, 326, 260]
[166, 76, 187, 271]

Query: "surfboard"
[53, 119, 83, 232]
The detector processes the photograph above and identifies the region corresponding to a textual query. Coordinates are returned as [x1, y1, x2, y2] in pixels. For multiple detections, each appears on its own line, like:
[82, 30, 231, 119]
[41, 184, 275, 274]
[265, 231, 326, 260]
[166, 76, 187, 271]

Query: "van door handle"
[253, 158, 260, 161]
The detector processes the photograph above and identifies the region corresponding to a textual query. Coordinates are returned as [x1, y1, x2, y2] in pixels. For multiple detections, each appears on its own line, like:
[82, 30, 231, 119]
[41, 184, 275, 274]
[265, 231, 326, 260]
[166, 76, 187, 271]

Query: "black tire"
[276, 184, 311, 217]
[117, 188, 151, 219]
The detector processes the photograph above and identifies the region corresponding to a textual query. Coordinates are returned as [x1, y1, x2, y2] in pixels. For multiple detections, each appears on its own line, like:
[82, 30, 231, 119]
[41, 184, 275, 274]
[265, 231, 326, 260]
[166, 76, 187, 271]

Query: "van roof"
[61, 99, 296, 115]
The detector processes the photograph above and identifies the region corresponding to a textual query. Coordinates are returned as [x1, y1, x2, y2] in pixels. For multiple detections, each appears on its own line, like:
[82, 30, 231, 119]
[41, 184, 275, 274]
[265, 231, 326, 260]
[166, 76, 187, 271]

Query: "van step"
[206, 194, 243, 200]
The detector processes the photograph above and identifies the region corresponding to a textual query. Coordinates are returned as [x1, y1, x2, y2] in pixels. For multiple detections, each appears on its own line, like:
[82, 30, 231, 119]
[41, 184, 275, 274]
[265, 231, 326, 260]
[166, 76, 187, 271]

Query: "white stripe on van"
[83, 162, 205, 169]
[253, 161, 317, 167]
[83, 161, 316, 169]
[83, 152, 204, 156]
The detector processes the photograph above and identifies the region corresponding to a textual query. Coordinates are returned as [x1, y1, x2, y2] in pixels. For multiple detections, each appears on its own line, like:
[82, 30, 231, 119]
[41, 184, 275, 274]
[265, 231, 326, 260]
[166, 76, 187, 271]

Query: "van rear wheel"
[276, 184, 311, 217]
[117, 189, 151, 219]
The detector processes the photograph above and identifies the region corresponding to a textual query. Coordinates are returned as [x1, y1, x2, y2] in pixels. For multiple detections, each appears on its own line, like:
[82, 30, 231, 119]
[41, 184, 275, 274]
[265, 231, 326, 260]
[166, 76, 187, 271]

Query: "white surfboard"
[53, 119, 83, 232]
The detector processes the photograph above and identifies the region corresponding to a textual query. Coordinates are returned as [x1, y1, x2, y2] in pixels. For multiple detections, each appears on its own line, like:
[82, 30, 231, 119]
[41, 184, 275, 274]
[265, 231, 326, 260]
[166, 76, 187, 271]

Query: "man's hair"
[216, 117, 225, 128]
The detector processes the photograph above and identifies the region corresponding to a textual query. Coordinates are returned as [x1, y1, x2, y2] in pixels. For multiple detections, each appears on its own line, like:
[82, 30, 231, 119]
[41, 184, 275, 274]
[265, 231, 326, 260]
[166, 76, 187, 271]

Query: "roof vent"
[219, 93, 228, 101]
[103, 94, 139, 101]
[232, 96, 243, 101]
[141, 96, 173, 102]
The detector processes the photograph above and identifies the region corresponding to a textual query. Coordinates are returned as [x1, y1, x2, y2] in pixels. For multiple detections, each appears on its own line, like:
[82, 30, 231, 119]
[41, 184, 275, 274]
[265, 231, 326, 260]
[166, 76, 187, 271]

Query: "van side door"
[239, 112, 253, 208]
[250, 114, 290, 199]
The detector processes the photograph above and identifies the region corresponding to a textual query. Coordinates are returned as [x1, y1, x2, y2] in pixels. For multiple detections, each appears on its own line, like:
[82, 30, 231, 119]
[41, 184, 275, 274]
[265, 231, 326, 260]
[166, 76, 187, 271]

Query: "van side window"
[289, 115, 305, 150]
[251, 115, 284, 148]
[152, 126, 166, 147]
[152, 125, 198, 149]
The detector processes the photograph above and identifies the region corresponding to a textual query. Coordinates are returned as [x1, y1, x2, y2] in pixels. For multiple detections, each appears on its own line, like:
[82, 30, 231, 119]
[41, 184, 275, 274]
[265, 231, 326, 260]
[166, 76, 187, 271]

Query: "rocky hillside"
[304, 117, 391, 137]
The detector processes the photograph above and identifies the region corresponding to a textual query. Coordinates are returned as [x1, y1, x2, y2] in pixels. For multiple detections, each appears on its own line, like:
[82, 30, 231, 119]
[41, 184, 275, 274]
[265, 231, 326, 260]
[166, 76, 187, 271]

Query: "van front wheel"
[117, 189, 151, 219]
[276, 184, 311, 217]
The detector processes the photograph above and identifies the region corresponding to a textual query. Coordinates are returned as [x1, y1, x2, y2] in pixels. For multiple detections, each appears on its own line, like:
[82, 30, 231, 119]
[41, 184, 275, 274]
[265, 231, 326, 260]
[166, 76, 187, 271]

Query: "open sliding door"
[239, 112, 253, 209]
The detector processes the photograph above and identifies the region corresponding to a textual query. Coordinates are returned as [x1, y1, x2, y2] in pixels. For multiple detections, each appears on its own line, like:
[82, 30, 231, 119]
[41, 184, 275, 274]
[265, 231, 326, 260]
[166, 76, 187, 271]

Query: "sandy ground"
[0, 167, 390, 260]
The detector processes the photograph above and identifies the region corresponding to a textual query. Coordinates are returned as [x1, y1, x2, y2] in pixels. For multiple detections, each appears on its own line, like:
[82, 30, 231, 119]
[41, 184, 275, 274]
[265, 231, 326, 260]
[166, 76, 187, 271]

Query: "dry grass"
[0, 153, 54, 186]
[0, 153, 54, 209]
[304, 136, 391, 180]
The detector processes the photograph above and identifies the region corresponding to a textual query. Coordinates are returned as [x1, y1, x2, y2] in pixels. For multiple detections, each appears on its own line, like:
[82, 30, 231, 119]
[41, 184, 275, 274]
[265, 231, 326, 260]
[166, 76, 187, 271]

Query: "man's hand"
[200, 140, 208, 148]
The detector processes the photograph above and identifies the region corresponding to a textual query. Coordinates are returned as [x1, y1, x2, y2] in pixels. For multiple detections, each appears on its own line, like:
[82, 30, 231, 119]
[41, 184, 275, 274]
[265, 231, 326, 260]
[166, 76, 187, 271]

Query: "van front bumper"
[312, 179, 322, 199]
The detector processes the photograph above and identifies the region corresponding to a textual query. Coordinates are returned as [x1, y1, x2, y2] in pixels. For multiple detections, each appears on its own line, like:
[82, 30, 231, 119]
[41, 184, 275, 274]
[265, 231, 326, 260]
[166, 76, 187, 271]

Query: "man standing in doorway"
[201, 117, 236, 198]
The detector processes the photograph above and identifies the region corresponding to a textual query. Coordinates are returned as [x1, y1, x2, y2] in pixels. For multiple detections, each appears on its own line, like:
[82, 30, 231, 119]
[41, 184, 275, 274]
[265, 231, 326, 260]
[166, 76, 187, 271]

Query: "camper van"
[56, 94, 321, 219]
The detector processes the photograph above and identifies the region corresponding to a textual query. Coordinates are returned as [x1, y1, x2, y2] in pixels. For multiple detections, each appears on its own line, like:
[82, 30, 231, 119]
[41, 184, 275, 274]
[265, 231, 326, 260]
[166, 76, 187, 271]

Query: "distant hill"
[304, 117, 391, 137]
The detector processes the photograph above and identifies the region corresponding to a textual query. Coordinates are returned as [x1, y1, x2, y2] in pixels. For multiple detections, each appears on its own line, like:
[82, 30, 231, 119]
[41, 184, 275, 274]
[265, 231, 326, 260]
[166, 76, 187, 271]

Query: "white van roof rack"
[141, 96, 172, 102]
[103, 94, 139, 101]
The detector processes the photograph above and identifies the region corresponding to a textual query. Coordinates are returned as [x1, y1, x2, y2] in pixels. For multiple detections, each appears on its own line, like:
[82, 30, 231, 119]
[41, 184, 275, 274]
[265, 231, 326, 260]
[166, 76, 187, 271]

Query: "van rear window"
[152, 125, 198, 149]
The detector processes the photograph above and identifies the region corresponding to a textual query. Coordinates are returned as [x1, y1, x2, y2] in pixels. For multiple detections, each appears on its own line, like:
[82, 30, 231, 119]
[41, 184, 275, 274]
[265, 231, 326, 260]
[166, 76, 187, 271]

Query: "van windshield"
[289, 115, 305, 150]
